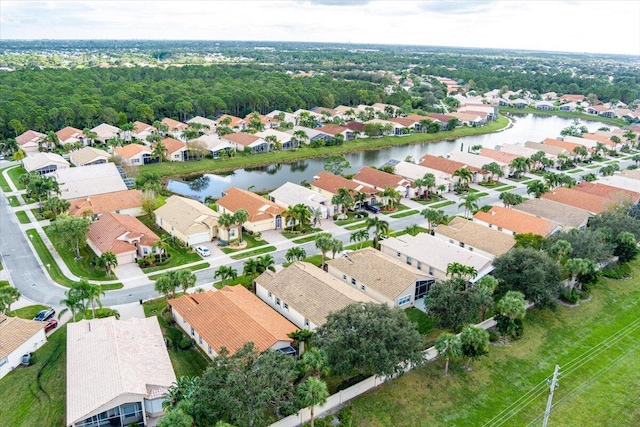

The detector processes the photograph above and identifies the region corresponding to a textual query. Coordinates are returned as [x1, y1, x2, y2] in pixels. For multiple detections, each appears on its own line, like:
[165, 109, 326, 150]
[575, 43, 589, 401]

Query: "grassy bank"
[141, 117, 509, 178]
[347, 260, 640, 426]
[44, 226, 109, 281]
[501, 107, 628, 126]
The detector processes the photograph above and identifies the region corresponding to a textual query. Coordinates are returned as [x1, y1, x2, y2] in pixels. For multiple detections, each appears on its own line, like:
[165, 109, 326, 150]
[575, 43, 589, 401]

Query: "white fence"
[270, 317, 499, 426]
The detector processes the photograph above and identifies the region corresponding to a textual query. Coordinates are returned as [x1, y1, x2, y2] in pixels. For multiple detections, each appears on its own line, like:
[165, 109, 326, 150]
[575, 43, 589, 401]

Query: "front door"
[275, 215, 282, 229]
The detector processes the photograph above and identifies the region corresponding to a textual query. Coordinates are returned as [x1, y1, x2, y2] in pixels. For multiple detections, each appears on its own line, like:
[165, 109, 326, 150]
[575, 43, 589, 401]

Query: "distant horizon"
[1, 1, 639, 56]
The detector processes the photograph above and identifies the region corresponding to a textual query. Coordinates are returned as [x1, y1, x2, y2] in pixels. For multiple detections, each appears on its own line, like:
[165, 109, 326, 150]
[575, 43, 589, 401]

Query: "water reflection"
[188, 175, 211, 192]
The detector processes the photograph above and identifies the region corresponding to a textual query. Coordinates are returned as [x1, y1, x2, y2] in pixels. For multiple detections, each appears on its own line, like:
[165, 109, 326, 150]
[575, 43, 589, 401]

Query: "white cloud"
[0, 1, 638, 55]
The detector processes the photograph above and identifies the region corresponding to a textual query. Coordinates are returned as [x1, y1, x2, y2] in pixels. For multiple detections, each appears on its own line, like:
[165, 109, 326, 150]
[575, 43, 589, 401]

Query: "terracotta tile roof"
[88, 212, 159, 254]
[216, 114, 245, 128]
[113, 143, 151, 159]
[132, 121, 156, 134]
[353, 166, 411, 190]
[168, 287, 297, 355]
[541, 187, 611, 214]
[310, 107, 338, 116]
[326, 247, 431, 300]
[434, 217, 515, 257]
[473, 206, 561, 236]
[390, 117, 417, 127]
[428, 113, 456, 122]
[154, 195, 219, 236]
[66, 317, 175, 426]
[68, 189, 143, 217]
[311, 171, 377, 195]
[56, 126, 85, 142]
[513, 198, 592, 230]
[344, 122, 365, 132]
[159, 137, 186, 154]
[16, 130, 45, 146]
[543, 138, 587, 153]
[419, 154, 481, 175]
[581, 134, 612, 144]
[161, 118, 188, 131]
[217, 187, 285, 222]
[255, 262, 378, 327]
[479, 148, 521, 164]
[560, 94, 585, 102]
[317, 124, 349, 136]
[405, 114, 431, 122]
[0, 315, 45, 360]
[244, 113, 280, 125]
[571, 182, 640, 203]
[221, 132, 262, 147]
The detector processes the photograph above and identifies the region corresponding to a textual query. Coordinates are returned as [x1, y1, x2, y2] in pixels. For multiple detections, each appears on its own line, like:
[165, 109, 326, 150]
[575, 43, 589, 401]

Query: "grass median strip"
[148, 262, 211, 280]
[8, 195, 20, 206]
[345, 222, 368, 230]
[292, 234, 323, 244]
[495, 185, 517, 192]
[7, 166, 26, 190]
[430, 200, 456, 209]
[15, 210, 30, 224]
[230, 245, 277, 260]
[0, 167, 12, 192]
[390, 210, 419, 219]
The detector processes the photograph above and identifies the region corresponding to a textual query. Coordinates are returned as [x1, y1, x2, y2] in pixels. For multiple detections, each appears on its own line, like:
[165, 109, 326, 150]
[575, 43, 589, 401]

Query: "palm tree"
[153, 235, 172, 263]
[421, 208, 447, 234]
[510, 157, 529, 179]
[365, 216, 390, 249]
[460, 325, 490, 370]
[527, 180, 549, 198]
[623, 130, 637, 148]
[329, 238, 344, 259]
[309, 207, 323, 227]
[256, 254, 276, 274]
[499, 192, 524, 209]
[564, 258, 589, 290]
[233, 209, 249, 242]
[299, 348, 329, 378]
[155, 273, 177, 300]
[289, 329, 314, 355]
[453, 168, 473, 192]
[458, 192, 481, 217]
[296, 377, 329, 427]
[435, 333, 462, 376]
[120, 122, 135, 142]
[86, 283, 105, 319]
[353, 192, 367, 209]
[152, 141, 167, 163]
[382, 187, 402, 210]
[217, 213, 235, 243]
[549, 240, 573, 264]
[162, 376, 200, 411]
[213, 265, 237, 286]
[495, 291, 526, 339]
[423, 173, 436, 199]
[0, 286, 20, 315]
[243, 258, 260, 280]
[100, 251, 118, 277]
[58, 288, 84, 322]
[293, 204, 312, 232]
[315, 235, 333, 266]
[350, 229, 369, 250]
[293, 130, 309, 146]
[0, 138, 18, 156]
[285, 247, 306, 263]
[176, 270, 196, 295]
[332, 188, 354, 217]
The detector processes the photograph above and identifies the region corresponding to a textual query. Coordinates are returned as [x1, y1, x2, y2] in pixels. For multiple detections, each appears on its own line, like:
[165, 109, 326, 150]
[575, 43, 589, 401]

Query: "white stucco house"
[0, 315, 47, 380]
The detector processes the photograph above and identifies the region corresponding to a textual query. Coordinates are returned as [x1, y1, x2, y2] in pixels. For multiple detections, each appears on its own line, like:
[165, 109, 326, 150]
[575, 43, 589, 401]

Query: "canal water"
[167, 114, 614, 200]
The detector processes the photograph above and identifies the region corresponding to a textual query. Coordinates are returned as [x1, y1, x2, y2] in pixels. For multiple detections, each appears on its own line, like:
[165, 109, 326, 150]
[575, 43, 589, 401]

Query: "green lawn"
[43, 226, 108, 280]
[7, 166, 26, 190]
[429, 200, 456, 209]
[281, 227, 322, 240]
[347, 260, 640, 427]
[292, 234, 323, 244]
[140, 117, 509, 178]
[404, 307, 437, 335]
[0, 326, 67, 427]
[410, 197, 442, 205]
[148, 262, 210, 281]
[15, 210, 30, 224]
[213, 274, 254, 290]
[136, 215, 201, 273]
[10, 304, 49, 319]
[381, 204, 411, 215]
[335, 216, 366, 226]
[391, 226, 429, 238]
[8, 195, 20, 206]
[220, 232, 268, 254]
[390, 210, 418, 219]
[229, 245, 277, 260]
[345, 222, 368, 231]
[0, 167, 12, 192]
[495, 185, 517, 192]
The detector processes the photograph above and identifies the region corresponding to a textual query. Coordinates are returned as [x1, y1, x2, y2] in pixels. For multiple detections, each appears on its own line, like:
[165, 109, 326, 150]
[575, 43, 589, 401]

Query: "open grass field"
[0, 326, 67, 427]
[140, 117, 509, 178]
[346, 260, 640, 427]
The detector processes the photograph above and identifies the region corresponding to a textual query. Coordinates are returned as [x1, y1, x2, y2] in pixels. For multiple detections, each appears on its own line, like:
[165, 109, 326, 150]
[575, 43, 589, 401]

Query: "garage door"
[187, 232, 210, 246]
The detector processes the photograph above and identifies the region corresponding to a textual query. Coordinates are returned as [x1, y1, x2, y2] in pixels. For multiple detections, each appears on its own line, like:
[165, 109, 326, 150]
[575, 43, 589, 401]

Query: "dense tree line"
[0, 64, 387, 139]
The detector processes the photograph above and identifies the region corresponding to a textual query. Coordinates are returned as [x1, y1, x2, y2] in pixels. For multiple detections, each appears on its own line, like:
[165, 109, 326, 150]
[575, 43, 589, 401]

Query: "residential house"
[56, 126, 86, 146]
[0, 315, 47, 380]
[479, 147, 522, 166]
[157, 138, 187, 162]
[155, 195, 224, 245]
[215, 114, 246, 130]
[428, 113, 457, 129]
[419, 154, 484, 183]
[311, 106, 339, 119]
[217, 187, 286, 232]
[66, 317, 176, 427]
[255, 129, 298, 150]
[586, 105, 615, 117]
[513, 198, 591, 231]
[543, 138, 589, 155]
[571, 182, 640, 205]
[458, 103, 498, 120]
[68, 189, 143, 218]
[244, 113, 281, 129]
[52, 163, 128, 200]
[510, 99, 531, 109]
[524, 141, 570, 157]
[558, 102, 578, 112]
[541, 187, 617, 215]
[266, 110, 296, 125]
[353, 166, 414, 199]
[87, 212, 160, 265]
[69, 146, 110, 167]
[113, 144, 153, 166]
[473, 205, 562, 237]
[310, 171, 378, 209]
[562, 136, 602, 151]
[317, 124, 354, 141]
[220, 132, 269, 154]
[193, 134, 235, 158]
[22, 152, 70, 175]
[255, 261, 378, 330]
[497, 143, 542, 159]
[541, 92, 558, 101]
[285, 126, 332, 145]
[344, 121, 366, 135]
[168, 287, 297, 358]
[160, 118, 188, 140]
[446, 151, 510, 178]
[621, 169, 640, 181]
[364, 118, 403, 135]
[15, 130, 45, 155]
[392, 160, 453, 193]
[187, 116, 217, 133]
[560, 94, 586, 103]
[269, 182, 333, 219]
[597, 174, 640, 192]
[434, 217, 515, 259]
[535, 101, 555, 111]
[131, 121, 157, 141]
[448, 111, 487, 127]
[371, 102, 401, 116]
[326, 247, 436, 306]
[91, 123, 121, 143]
[580, 133, 617, 148]
[380, 233, 494, 282]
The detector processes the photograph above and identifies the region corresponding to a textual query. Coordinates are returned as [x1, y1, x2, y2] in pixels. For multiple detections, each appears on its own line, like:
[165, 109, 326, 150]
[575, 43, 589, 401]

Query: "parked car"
[44, 319, 58, 332]
[365, 204, 380, 214]
[195, 246, 211, 257]
[33, 308, 55, 321]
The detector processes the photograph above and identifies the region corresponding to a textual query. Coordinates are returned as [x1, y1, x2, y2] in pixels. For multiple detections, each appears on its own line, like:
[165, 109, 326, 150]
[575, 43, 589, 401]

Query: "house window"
[191, 327, 195, 337]
[0, 357, 7, 367]
[396, 252, 401, 257]
[459, 242, 465, 248]
[488, 224, 493, 228]
[143, 248, 148, 254]
[268, 291, 272, 299]
[406, 256, 412, 266]
[182, 318, 186, 324]
[199, 336, 203, 345]
[208, 345, 212, 354]
[469, 247, 474, 252]
[397, 295, 411, 306]
[449, 239, 454, 244]
[428, 266, 434, 275]
[351, 278, 356, 286]
[417, 261, 422, 270]
[498, 227, 503, 231]
[360, 284, 366, 292]
[283, 303, 289, 310]
[304, 318, 310, 328]
[276, 297, 281, 306]
[342, 274, 347, 281]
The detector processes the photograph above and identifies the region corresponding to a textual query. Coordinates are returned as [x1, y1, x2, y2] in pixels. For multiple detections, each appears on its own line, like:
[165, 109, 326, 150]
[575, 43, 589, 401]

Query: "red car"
[44, 319, 58, 333]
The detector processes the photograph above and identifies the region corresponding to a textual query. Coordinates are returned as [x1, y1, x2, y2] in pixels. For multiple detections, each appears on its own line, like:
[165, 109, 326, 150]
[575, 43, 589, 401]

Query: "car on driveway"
[44, 319, 58, 332]
[33, 308, 55, 322]
[195, 246, 211, 257]
[365, 204, 381, 214]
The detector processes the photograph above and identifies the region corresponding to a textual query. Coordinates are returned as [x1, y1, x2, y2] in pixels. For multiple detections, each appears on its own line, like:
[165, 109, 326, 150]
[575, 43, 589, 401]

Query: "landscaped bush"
[560, 288, 581, 304]
[488, 330, 500, 342]
[602, 262, 632, 279]
[178, 337, 192, 350]
[353, 211, 368, 219]
[302, 417, 334, 427]
[137, 253, 172, 268]
[337, 405, 355, 427]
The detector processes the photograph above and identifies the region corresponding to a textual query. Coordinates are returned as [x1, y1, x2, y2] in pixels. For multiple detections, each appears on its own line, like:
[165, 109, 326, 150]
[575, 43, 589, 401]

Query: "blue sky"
[1, 1, 639, 55]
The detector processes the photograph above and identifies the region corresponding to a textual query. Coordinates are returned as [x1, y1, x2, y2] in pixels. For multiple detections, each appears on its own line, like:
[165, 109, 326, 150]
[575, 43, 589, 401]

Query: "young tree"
[243, 258, 260, 280]
[176, 270, 196, 295]
[460, 325, 490, 370]
[285, 247, 307, 263]
[499, 192, 524, 208]
[459, 192, 481, 218]
[152, 141, 167, 163]
[323, 155, 351, 176]
[495, 291, 527, 340]
[296, 377, 329, 427]
[421, 208, 447, 234]
[314, 303, 423, 377]
[315, 234, 333, 266]
[47, 214, 90, 259]
[191, 343, 297, 427]
[526, 180, 549, 198]
[349, 229, 369, 250]
[256, 254, 276, 274]
[58, 287, 84, 322]
[329, 238, 344, 259]
[365, 216, 390, 249]
[213, 265, 237, 286]
[474, 275, 498, 321]
[0, 283, 21, 315]
[155, 273, 178, 300]
[233, 209, 249, 243]
[86, 282, 105, 319]
[435, 333, 462, 376]
[152, 235, 172, 263]
[481, 162, 504, 183]
[100, 251, 118, 277]
[510, 157, 529, 179]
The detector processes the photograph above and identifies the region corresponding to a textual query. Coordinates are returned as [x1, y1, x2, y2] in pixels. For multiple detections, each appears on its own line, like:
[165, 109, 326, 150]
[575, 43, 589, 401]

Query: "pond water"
[167, 114, 614, 200]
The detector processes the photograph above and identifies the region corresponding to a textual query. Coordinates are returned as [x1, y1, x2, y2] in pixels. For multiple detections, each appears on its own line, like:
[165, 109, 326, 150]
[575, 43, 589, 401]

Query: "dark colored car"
[365, 204, 381, 214]
[44, 319, 58, 332]
[33, 308, 55, 322]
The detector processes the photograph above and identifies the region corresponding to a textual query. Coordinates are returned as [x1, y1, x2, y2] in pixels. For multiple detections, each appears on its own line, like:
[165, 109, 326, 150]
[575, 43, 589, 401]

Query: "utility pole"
[542, 365, 561, 427]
